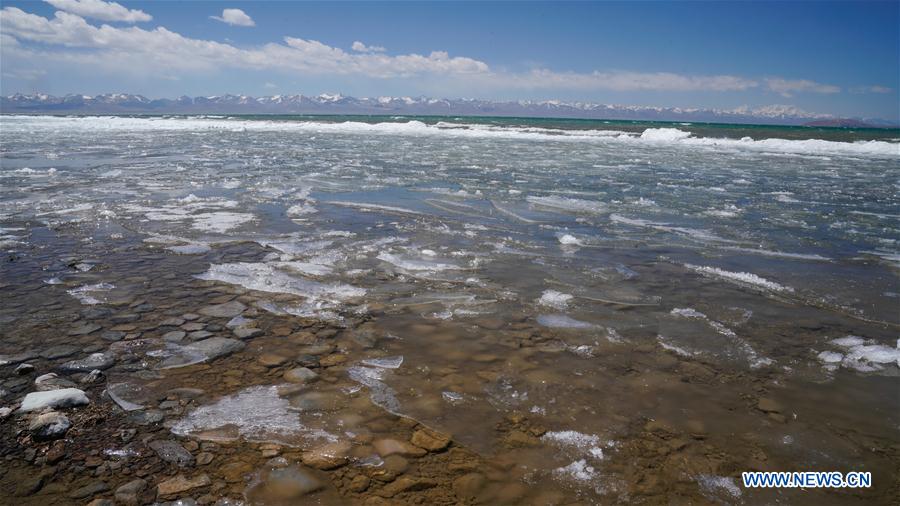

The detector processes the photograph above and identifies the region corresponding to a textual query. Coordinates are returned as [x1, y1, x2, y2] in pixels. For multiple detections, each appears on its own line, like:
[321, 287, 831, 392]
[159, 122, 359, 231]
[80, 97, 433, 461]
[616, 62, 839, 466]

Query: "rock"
[40, 345, 80, 360]
[188, 330, 213, 341]
[372, 438, 427, 458]
[69, 481, 109, 499]
[182, 313, 200, 321]
[301, 441, 351, 470]
[297, 345, 334, 356]
[198, 301, 246, 318]
[14, 363, 35, 375]
[19, 388, 90, 412]
[69, 323, 102, 336]
[129, 409, 164, 425]
[757, 397, 782, 413]
[80, 369, 105, 384]
[349, 474, 370, 493]
[220, 461, 254, 483]
[58, 352, 115, 373]
[149, 440, 195, 467]
[111, 313, 140, 323]
[86, 499, 113, 506]
[160, 317, 186, 327]
[283, 367, 319, 383]
[196, 452, 214, 465]
[101, 331, 126, 342]
[318, 354, 347, 367]
[411, 428, 451, 451]
[34, 372, 77, 391]
[29, 411, 71, 440]
[181, 322, 205, 332]
[156, 474, 211, 499]
[258, 353, 288, 367]
[163, 331, 187, 342]
[0, 407, 12, 421]
[233, 327, 263, 339]
[46, 440, 67, 463]
[245, 466, 322, 502]
[452, 473, 486, 500]
[115, 478, 148, 506]
[377, 476, 437, 498]
[295, 354, 319, 368]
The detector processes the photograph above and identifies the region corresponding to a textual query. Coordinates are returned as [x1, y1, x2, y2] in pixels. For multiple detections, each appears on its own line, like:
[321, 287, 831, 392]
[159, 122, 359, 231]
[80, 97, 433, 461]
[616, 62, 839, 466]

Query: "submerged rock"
[19, 388, 90, 412]
[149, 440, 195, 467]
[244, 465, 323, 502]
[156, 474, 210, 499]
[40, 345, 80, 360]
[198, 301, 246, 318]
[58, 352, 115, 373]
[34, 373, 77, 391]
[283, 367, 319, 384]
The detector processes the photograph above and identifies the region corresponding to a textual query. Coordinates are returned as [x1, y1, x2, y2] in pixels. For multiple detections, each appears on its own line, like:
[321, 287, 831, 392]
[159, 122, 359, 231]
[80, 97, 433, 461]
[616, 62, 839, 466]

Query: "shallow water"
[1, 115, 898, 505]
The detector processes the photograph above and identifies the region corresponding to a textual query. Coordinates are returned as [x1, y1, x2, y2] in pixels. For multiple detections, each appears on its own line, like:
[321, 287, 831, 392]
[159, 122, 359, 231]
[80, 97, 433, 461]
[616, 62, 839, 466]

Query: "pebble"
[411, 428, 451, 451]
[101, 331, 126, 342]
[68, 481, 109, 499]
[233, 327, 263, 339]
[245, 465, 322, 502]
[258, 353, 288, 367]
[283, 367, 319, 383]
[188, 330, 214, 341]
[68, 323, 103, 336]
[301, 441, 351, 470]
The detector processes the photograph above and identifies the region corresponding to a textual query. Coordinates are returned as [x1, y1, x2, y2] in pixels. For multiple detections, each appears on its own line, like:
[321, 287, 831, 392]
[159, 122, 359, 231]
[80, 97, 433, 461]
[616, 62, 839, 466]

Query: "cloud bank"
[0, 4, 885, 99]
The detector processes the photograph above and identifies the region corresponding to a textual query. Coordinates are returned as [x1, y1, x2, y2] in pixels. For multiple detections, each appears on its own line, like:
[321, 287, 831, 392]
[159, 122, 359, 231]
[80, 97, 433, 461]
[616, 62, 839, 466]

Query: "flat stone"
[181, 322, 205, 331]
[182, 313, 200, 321]
[411, 428, 451, 451]
[40, 345, 80, 360]
[757, 397, 782, 413]
[69, 481, 109, 499]
[377, 476, 437, 498]
[101, 331, 126, 342]
[163, 331, 187, 342]
[301, 441, 351, 470]
[68, 323, 102, 336]
[114, 479, 148, 506]
[58, 353, 115, 373]
[156, 474, 210, 499]
[220, 461, 254, 483]
[372, 438, 427, 458]
[318, 354, 347, 367]
[160, 317, 186, 327]
[29, 411, 71, 440]
[196, 452, 214, 465]
[198, 301, 246, 318]
[188, 330, 213, 341]
[349, 475, 370, 493]
[234, 327, 263, 339]
[19, 388, 89, 412]
[283, 367, 319, 383]
[258, 353, 289, 367]
[149, 440, 194, 467]
[111, 313, 141, 323]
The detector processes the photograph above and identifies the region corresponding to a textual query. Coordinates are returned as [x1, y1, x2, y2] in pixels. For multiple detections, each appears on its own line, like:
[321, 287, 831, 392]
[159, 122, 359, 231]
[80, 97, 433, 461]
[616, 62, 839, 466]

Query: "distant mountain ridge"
[1, 93, 894, 127]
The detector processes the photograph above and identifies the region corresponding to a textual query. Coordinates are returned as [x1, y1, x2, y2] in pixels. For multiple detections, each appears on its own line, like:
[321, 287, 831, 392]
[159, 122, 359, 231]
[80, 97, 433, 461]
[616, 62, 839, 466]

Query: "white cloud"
[210, 8, 255, 27]
[263, 82, 277, 89]
[352, 41, 386, 53]
[765, 78, 840, 97]
[45, 0, 151, 23]
[849, 85, 892, 94]
[0, 6, 846, 98]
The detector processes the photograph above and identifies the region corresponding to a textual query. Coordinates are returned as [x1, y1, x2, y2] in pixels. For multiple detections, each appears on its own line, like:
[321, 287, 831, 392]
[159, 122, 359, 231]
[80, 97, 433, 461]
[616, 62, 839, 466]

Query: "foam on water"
[8, 115, 896, 157]
[684, 264, 793, 292]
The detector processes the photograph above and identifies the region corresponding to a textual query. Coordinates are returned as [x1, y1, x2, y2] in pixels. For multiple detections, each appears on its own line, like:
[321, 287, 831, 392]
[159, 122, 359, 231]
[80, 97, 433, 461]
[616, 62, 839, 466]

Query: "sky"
[1, 0, 898, 120]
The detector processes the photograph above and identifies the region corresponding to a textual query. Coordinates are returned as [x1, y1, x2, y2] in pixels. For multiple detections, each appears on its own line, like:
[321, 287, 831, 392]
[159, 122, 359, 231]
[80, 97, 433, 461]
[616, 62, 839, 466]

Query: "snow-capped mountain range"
[1, 93, 893, 126]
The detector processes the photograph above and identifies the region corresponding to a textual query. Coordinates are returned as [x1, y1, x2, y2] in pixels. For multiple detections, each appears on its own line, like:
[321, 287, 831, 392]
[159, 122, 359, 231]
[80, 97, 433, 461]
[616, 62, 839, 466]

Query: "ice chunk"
[171, 386, 304, 441]
[361, 356, 404, 369]
[537, 290, 574, 310]
[537, 314, 597, 329]
[19, 388, 90, 412]
[684, 264, 793, 292]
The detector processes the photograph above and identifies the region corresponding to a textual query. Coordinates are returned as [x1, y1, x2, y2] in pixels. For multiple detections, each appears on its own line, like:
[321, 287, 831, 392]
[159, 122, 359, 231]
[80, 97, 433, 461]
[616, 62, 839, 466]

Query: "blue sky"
[1, 1, 897, 119]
